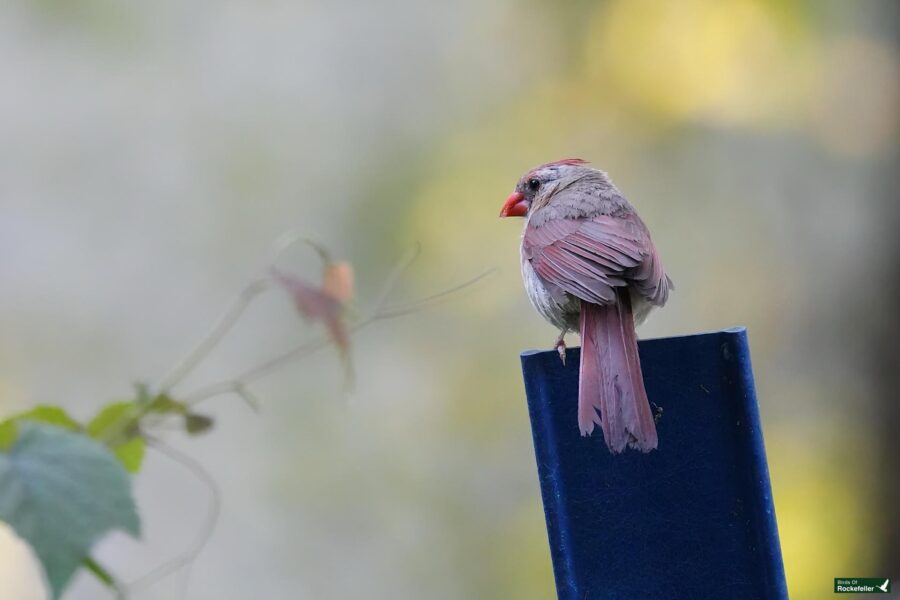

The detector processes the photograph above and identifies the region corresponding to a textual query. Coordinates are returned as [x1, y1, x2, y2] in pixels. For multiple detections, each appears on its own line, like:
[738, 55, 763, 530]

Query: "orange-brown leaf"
[273, 270, 349, 351]
[323, 261, 354, 304]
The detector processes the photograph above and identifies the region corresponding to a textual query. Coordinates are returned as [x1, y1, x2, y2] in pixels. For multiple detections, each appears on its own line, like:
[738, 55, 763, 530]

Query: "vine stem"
[126, 437, 221, 594]
[181, 268, 496, 405]
[82, 556, 126, 599]
[154, 234, 383, 396]
[114, 260, 496, 597]
[156, 279, 269, 394]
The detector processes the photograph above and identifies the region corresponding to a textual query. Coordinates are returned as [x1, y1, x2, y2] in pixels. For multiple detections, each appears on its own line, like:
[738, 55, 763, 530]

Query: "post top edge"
[520, 326, 747, 360]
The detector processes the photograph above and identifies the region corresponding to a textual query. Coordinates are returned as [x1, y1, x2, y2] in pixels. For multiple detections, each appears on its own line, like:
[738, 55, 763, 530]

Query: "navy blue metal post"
[521, 327, 787, 600]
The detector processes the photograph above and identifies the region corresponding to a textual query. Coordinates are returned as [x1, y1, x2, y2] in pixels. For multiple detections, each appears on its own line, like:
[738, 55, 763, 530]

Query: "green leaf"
[0, 405, 81, 452]
[86, 402, 138, 440]
[14, 406, 81, 431]
[86, 402, 145, 473]
[184, 413, 214, 435]
[147, 393, 187, 415]
[0, 420, 16, 452]
[0, 423, 140, 599]
[109, 436, 144, 474]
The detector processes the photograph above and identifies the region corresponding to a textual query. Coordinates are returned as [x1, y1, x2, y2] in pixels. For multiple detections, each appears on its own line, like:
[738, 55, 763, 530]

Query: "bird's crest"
[543, 158, 589, 168]
[527, 158, 590, 177]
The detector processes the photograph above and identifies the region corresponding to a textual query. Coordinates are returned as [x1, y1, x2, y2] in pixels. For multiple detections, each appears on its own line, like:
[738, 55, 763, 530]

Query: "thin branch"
[182, 380, 268, 408]
[157, 234, 346, 395]
[266, 229, 310, 267]
[180, 268, 496, 405]
[83, 556, 126, 600]
[157, 279, 269, 393]
[182, 337, 328, 404]
[375, 268, 497, 319]
[370, 242, 421, 313]
[303, 239, 332, 266]
[233, 382, 262, 413]
[126, 438, 221, 594]
[179, 247, 419, 404]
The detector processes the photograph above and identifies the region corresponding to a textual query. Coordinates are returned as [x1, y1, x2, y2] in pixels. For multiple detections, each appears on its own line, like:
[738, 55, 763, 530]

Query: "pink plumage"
[503, 160, 672, 453]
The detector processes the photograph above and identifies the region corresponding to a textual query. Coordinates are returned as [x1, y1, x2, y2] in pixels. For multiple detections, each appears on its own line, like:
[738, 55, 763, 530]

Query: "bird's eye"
[527, 178, 540, 191]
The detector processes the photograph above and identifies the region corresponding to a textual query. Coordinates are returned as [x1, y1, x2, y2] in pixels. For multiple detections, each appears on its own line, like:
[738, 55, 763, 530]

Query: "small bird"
[500, 159, 672, 453]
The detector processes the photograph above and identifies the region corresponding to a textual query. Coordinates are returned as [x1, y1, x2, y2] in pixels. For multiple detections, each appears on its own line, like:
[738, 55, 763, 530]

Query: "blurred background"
[1, 0, 898, 598]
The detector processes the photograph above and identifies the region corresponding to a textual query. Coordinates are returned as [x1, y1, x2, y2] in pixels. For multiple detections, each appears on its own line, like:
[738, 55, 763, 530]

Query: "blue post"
[521, 327, 788, 600]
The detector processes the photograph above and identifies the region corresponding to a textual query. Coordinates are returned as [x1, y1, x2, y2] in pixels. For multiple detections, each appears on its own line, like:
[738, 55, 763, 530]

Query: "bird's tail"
[578, 290, 658, 453]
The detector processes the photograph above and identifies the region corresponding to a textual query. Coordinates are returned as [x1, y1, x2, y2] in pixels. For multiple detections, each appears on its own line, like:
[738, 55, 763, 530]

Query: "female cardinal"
[500, 159, 672, 453]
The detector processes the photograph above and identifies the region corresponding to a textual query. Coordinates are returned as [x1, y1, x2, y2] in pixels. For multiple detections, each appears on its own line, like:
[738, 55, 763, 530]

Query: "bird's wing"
[522, 213, 671, 306]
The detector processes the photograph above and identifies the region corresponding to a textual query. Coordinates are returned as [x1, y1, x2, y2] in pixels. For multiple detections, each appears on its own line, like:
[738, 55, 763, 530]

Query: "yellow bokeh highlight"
[769, 427, 878, 599]
[585, 0, 819, 127]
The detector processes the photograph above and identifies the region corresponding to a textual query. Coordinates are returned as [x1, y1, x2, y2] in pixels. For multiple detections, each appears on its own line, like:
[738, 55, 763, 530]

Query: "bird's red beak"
[500, 192, 528, 218]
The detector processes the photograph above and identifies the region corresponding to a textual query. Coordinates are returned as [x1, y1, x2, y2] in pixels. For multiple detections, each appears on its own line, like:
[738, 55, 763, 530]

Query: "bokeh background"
[1, 0, 898, 598]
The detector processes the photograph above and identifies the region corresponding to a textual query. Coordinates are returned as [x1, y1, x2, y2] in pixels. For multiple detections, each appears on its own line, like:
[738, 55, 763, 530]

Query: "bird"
[500, 159, 672, 453]
[877, 580, 889, 593]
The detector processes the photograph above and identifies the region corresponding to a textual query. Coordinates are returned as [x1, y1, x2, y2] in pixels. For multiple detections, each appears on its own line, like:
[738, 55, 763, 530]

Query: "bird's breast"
[520, 247, 580, 332]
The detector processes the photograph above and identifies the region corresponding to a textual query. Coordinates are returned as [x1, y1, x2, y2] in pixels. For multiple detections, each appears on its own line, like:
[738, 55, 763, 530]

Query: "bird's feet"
[554, 332, 567, 366]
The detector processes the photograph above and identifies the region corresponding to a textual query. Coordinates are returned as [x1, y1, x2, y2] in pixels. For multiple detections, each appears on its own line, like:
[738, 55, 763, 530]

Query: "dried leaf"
[184, 413, 214, 435]
[323, 261, 354, 304]
[273, 270, 349, 352]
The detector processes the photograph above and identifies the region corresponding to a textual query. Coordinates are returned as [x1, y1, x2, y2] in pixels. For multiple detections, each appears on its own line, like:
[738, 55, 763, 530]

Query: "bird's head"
[499, 158, 592, 218]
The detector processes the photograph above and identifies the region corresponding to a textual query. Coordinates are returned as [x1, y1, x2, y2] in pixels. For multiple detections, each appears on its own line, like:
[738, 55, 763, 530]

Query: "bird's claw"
[555, 339, 567, 366]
